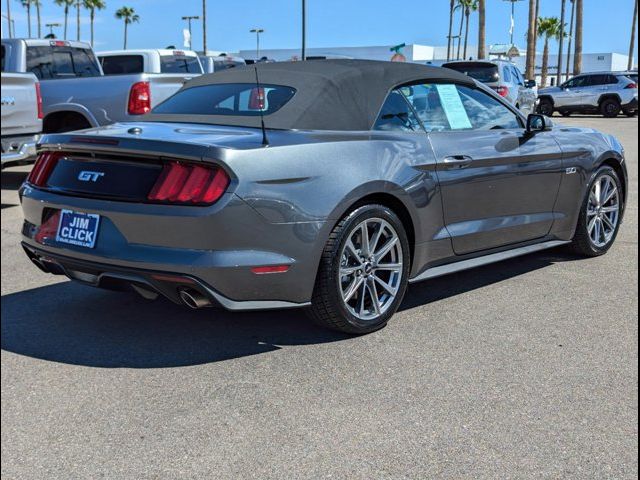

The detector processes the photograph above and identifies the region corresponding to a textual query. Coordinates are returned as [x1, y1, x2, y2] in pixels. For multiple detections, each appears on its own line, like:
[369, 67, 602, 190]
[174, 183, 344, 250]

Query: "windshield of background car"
[26, 46, 101, 79]
[152, 83, 297, 116]
[443, 63, 500, 83]
[160, 55, 202, 73]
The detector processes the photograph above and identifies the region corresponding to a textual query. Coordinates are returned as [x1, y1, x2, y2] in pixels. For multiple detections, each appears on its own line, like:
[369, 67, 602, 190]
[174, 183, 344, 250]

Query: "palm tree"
[75, 0, 80, 40]
[556, 0, 567, 86]
[629, 0, 638, 70]
[83, 0, 106, 47]
[54, 0, 74, 40]
[461, 0, 479, 60]
[573, 0, 583, 74]
[537, 17, 563, 87]
[525, 0, 537, 80]
[477, 0, 486, 59]
[34, 0, 41, 37]
[115, 6, 139, 49]
[447, 0, 455, 61]
[455, 1, 464, 60]
[17, 0, 32, 37]
[565, 0, 576, 79]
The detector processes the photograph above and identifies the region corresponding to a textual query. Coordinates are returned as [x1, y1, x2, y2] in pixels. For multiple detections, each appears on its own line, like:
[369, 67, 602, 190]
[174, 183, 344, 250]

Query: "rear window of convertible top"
[152, 83, 296, 116]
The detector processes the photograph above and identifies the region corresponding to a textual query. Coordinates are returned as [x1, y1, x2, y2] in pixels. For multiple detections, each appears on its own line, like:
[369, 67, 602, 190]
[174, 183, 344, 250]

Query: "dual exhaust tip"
[178, 288, 212, 309]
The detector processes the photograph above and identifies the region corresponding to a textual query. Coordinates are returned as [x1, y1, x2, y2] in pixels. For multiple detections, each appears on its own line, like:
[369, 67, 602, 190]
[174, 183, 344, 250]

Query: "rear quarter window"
[443, 63, 500, 84]
[100, 55, 144, 74]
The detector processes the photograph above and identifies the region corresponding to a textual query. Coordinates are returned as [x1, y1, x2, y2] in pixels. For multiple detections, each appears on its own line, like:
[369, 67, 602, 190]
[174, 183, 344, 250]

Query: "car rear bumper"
[19, 185, 326, 308]
[1, 133, 39, 168]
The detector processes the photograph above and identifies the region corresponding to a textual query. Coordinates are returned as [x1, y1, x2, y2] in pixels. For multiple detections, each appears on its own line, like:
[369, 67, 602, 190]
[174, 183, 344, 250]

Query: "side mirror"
[526, 114, 552, 133]
[525, 80, 537, 89]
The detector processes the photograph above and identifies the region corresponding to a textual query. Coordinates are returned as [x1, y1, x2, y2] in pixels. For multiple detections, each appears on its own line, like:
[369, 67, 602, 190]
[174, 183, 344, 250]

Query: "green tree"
[537, 17, 564, 87]
[115, 6, 139, 49]
[83, 0, 106, 47]
[54, 0, 75, 40]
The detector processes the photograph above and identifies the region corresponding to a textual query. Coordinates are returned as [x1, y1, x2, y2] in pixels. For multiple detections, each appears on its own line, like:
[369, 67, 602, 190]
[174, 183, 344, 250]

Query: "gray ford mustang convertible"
[20, 60, 628, 334]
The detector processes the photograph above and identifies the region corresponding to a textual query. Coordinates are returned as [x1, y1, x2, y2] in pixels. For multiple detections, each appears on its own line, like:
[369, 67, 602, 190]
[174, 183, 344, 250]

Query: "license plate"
[55, 209, 101, 248]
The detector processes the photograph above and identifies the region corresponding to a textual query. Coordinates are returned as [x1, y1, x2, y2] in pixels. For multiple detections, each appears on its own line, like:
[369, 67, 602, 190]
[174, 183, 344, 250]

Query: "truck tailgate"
[1, 72, 41, 137]
[147, 73, 198, 107]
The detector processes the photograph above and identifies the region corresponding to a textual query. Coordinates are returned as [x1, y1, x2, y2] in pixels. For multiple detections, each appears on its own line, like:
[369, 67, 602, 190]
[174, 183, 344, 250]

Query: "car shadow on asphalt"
[1, 248, 585, 369]
[1, 170, 29, 190]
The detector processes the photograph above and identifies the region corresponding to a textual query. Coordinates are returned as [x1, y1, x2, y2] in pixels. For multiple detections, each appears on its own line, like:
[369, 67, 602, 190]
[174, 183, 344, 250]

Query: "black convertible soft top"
[144, 59, 476, 131]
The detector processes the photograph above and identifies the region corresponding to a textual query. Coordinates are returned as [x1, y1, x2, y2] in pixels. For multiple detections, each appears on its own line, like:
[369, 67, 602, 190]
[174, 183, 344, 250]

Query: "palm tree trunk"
[525, 0, 537, 79]
[202, 0, 207, 53]
[64, 6, 68, 40]
[565, 0, 575, 79]
[26, 4, 32, 38]
[629, 0, 638, 70]
[463, 10, 470, 60]
[478, 0, 486, 59]
[36, 1, 41, 37]
[556, 0, 566, 86]
[76, 0, 80, 41]
[541, 38, 549, 87]
[456, 8, 464, 60]
[573, 0, 583, 74]
[533, 0, 540, 41]
[123, 21, 128, 49]
[447, 0, 455, 61]
[90, 9, 95, 47]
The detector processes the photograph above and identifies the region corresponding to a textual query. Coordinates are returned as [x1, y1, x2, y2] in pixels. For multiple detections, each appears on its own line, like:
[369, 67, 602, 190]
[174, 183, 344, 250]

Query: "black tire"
[570, 166, 623, 257]
[624, 110, 638, 118]
[307, 204, 411, 334]
[538, 99, 554, 116]
[600, 98, 621, 118]
[560, 110, 571, 117]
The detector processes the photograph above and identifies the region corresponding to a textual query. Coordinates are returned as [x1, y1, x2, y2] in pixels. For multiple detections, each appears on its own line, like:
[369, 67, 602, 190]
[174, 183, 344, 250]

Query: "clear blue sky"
[2, 0, 638, 58]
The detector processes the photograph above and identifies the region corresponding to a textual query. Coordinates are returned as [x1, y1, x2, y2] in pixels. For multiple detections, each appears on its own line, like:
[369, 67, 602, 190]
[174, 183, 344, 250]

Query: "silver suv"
[537, 72, 638, 118]
[442, 60, 537, 115]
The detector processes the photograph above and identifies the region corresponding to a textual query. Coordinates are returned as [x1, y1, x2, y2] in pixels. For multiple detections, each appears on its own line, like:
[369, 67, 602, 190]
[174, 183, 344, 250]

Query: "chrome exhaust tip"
[179, 288, 212, 309]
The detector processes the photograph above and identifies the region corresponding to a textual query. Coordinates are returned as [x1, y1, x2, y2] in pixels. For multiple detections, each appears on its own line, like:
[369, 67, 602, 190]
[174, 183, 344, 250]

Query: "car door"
[512, 66, 536, 114]
[556, 76, 590, 107]
[403, 83, 564, 255]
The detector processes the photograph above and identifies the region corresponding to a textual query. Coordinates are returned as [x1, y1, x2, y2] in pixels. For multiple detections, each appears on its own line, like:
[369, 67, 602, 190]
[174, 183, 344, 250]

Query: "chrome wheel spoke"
[375, 263, 402, 273]
[368, 279, 381, 315]
[340, 265, 362, 276]
[373, 275, 398, 296]
[360, 222, 370, 257]
[601, 205, 618, 213]
[587, 174, 620, 248]
[374, 237, 399, 262]
[601, 214, 615, 231]
[343, 276, 364, 303]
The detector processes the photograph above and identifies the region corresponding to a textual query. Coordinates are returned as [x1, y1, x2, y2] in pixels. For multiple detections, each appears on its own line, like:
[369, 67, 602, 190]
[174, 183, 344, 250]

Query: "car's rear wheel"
[308, 205, 410, 334]
[570, 166, 623, 257]
[600, 98, 621, 118]
[538, 99, 554, 117]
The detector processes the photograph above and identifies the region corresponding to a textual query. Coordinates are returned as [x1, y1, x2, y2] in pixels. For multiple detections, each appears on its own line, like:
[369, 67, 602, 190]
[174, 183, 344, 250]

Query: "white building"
[236, 43, 635, 84]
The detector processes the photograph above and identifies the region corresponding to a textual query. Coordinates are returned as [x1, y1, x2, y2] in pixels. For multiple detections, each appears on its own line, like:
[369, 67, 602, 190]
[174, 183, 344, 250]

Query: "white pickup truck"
[97, 48, 203, 75]
[0, 71, 42, 168]
[1, 39, 203, 133]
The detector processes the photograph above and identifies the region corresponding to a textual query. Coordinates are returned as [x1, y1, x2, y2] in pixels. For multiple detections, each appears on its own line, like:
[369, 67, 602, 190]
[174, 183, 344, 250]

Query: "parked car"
[442, 59, 537, 115]
[537, 71, 638, 118]
[20, 60, 627, 334]
[0, 71, 42, 168]
[198, 54, 246, 74]
[97, 49, 203, 75]
[1, 39, 200, 133]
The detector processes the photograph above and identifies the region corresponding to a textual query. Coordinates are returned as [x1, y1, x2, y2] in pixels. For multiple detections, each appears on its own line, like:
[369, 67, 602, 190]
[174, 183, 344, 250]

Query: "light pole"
[1, 12, 15, 38]
[503, 0, 525, 45]
[556, 0, 566, 86]
[46, 22, 61, 37]
[181, 15, 199, 50]
[301, 0, 306, 60]
[250, 28, 264, 59]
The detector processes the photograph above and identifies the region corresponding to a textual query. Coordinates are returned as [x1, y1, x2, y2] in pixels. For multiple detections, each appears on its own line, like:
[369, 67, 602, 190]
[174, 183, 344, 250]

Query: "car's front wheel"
[570, 166, 623, 257]
[308, 205, 410, 334]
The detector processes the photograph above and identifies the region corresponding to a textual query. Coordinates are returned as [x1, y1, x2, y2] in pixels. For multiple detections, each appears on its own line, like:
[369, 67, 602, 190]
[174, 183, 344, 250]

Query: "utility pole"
[46, 22, 61, 37]
[565, 0, 575, 80]
[503, 0, 525, 46]
[630, 0, 638, 70]
[181, 15, 199, 50]
[301, 0, 306, 60]
[2, 12, 15, 38]
[556, 0, 566, 86]
[202, 0, 207, 54]
[250, 28, 264, 59]
[5, 0, 12, 38]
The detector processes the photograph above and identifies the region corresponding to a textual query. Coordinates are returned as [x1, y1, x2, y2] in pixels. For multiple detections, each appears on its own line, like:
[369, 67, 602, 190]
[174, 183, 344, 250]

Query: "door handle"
[443, 155, 473, 169]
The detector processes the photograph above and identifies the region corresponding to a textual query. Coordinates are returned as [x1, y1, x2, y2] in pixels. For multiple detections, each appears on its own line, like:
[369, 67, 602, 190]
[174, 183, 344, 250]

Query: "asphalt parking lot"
[1, 116, 638, 479]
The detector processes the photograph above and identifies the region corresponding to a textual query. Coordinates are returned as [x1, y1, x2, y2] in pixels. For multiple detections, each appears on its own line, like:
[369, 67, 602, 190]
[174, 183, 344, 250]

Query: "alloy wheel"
[338, 218, 404, 322]
[587, 174, 620, 248]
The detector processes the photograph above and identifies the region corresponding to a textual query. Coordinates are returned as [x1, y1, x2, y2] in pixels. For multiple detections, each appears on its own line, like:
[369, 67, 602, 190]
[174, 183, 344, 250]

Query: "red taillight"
[249, 87, 265, 110]
[147, 162, 230, 205]
[35, 82, 43, 120]
[495, 86, 509, 98]
[625, 82, 637, 89]
[27, 152, 61, 187]
[128, 81, 151, 115]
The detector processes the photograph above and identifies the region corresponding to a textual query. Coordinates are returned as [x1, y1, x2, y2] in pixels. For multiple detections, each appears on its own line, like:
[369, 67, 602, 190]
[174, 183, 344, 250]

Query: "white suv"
[537, 72, 638, 118]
